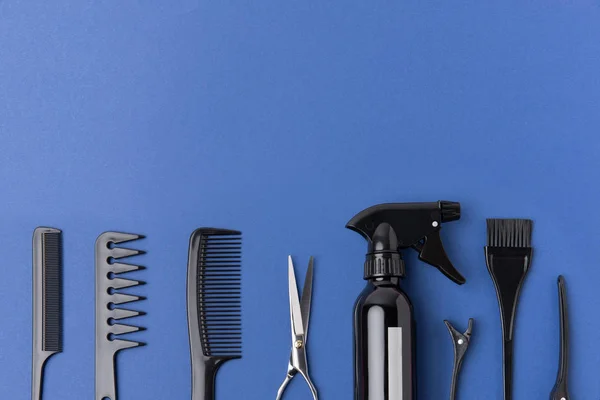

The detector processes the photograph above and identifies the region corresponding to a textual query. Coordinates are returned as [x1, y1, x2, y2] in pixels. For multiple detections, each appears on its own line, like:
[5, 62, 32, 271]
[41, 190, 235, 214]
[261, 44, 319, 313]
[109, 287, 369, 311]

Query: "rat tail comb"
[485, 219, 533, 400]
[32, 227, 63, 400]
[95, 232, 146, 400]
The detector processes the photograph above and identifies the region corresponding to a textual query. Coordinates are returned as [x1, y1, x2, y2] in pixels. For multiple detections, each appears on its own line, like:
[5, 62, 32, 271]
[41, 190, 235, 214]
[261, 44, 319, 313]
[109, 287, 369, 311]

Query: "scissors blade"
[300, 256, 314, 339]
[288, 256, 304, 337]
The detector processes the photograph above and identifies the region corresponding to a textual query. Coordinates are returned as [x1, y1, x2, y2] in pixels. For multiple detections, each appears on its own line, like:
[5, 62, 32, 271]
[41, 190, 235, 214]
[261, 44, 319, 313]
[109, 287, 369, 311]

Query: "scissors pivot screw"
[294, 340, 304, 349]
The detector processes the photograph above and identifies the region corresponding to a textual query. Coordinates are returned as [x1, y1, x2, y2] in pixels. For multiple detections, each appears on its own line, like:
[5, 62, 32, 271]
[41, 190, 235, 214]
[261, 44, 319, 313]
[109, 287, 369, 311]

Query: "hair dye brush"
[485, 219, 533, 400]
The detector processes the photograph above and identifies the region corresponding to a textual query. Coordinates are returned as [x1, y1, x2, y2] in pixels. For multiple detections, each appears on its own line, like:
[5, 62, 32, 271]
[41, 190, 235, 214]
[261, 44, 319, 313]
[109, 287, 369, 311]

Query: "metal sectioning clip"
[276, 256, 318, 400]
[444, 318, 474, 400]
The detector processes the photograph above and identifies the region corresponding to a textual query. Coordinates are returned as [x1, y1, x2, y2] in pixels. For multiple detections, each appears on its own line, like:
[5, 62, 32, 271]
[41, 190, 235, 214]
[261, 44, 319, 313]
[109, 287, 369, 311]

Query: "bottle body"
[353, 278, 415, 400]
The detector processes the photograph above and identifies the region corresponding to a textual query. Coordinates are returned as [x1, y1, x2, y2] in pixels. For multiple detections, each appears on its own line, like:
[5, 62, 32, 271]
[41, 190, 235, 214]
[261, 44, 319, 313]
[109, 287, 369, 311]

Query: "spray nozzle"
[346, 201, 465, 284]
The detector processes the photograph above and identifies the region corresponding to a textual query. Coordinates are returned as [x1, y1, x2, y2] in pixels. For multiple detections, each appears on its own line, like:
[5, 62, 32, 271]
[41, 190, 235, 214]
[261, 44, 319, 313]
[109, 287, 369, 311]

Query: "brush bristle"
[198, 232, 242, 358]
[42, 231, 63, 352]
[486, 219, 533, 248]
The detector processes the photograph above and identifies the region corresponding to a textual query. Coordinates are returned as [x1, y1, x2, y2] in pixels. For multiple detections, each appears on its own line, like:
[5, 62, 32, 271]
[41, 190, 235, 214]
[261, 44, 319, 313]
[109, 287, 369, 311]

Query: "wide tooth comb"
[187, 228, 243, 400]
[95, 232, 146, 400]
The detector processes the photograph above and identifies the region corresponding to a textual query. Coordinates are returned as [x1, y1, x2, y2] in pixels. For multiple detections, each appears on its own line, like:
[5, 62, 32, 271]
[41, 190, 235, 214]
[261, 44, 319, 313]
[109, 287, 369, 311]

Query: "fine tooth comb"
[32, 227, 63, 400]
[95, 232, 146, 400]
[187, 228, 242, 400]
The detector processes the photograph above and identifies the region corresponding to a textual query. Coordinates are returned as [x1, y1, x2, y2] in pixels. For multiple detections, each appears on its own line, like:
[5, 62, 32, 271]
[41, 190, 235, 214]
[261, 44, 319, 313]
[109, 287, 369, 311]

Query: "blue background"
[1, 1, 600, 399]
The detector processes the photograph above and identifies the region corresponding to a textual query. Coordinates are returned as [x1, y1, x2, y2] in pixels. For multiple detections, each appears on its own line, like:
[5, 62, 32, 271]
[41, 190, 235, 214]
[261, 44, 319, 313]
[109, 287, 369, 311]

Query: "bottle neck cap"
[364, 252, 405, 279]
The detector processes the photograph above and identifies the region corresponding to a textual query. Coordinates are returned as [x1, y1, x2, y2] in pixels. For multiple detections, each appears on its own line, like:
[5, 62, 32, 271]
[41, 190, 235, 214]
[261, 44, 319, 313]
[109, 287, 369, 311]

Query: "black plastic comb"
[32, 227, 63, 400]
[187, 228, 242, 400]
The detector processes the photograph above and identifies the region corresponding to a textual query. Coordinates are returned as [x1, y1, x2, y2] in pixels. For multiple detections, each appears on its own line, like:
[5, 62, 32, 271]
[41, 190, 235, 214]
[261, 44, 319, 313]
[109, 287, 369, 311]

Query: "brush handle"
[502, 339, 513, 400]
[192, 359, 221, 400]
[485, 246, 532, 400]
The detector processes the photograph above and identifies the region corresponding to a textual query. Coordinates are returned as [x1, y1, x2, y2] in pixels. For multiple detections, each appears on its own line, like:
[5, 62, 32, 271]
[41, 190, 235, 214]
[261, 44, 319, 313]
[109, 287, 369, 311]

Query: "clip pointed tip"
[466, 318, 474, 335]
[444, 320, 455, 333]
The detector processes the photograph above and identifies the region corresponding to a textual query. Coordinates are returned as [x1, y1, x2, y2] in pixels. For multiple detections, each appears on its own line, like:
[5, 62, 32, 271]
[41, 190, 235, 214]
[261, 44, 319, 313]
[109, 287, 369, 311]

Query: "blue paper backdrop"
[2, 1, 600, 399]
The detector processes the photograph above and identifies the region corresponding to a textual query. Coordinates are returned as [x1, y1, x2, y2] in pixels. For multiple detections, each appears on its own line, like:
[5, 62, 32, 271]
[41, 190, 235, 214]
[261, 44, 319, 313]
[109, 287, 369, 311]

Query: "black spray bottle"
[346, 201, 465, 400]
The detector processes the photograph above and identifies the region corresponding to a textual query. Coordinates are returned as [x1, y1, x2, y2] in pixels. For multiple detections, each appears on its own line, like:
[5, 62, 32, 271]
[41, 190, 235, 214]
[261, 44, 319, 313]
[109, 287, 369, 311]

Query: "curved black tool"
[445, 318, 474, 400]
[550, 276, 571, 400]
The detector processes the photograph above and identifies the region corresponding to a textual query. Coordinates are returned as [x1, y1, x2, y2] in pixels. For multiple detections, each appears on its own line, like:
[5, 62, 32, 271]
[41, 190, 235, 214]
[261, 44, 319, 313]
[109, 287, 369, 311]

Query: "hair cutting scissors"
[276, 256, 318, 400]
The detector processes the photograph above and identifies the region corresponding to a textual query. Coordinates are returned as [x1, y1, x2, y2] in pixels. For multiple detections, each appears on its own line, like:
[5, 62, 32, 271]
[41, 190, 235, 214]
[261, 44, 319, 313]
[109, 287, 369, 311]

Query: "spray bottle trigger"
[412, 231, 466, 285]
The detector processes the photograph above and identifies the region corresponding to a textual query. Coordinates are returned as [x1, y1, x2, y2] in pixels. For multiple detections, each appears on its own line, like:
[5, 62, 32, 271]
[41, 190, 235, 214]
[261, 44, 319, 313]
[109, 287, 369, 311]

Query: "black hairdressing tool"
[32, 227, 63, 400]
[485, 219, 533, 400]
[445, 318, 473, 400]
[348, 201, 465, 400]
[276, 256, 318, 400]
[187, 228, 242, 400]
[550, 276, 571, 400]
[95, 232, 146, 400]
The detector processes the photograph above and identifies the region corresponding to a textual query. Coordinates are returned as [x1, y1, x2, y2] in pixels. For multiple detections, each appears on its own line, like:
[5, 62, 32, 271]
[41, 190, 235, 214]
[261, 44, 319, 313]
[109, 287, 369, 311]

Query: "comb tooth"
[201, 250, 241, 252]
[202, 313, 241, 317]
[111, 308, 143, 320]
[112, 338, 143, 351]
[200, 283, 241, 287]
[203, 328, 242, 332]
[201, 255, 241, 259]
[202, 319, 241, 323]
[210, 339, 242, 349]
[110, 247, 144, 260]
[110, 262, 143, 274]
[110, 323, 142, 335]
[201, 305, 241, 310]
[107, 232, 144, 244]
[109, 278, 142, 290]
[201, 268, 241, 272]
[204, 327, 242, 331]
[111, 293, 142, 305]
[200, 247, 241, 251]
